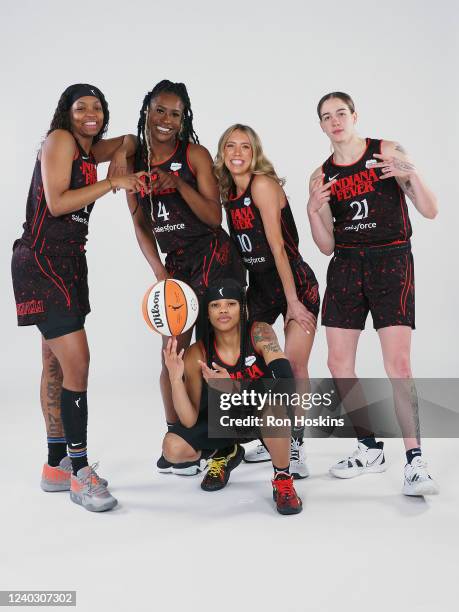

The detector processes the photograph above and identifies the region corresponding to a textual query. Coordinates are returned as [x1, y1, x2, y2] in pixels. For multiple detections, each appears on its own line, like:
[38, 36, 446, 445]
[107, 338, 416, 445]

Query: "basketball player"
[11, 84, 145, 511]
[307, 92, 439, 495]
[162, 279, 303, 515]
[214, 125, 319, 478]
[126, 81, 244, 474]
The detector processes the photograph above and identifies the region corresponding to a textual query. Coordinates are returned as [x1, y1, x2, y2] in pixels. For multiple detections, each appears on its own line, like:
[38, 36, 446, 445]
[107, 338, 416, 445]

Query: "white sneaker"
[171, 458, 208, 476]
[329, 441, 387, 479]
[403, 456, 439, 496]
[290, 438, 309, 479]
[243, 442, 271, 463]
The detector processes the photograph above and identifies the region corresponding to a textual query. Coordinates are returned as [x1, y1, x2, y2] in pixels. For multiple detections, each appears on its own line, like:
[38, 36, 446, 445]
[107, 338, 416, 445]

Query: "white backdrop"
[1, 0, 458, 400]
[1, 2, 459, 610]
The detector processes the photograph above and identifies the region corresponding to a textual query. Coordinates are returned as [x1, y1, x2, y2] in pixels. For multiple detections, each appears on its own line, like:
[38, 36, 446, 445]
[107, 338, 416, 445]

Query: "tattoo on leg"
[410, 381, 421, 445]
[41, 355, 64, 438]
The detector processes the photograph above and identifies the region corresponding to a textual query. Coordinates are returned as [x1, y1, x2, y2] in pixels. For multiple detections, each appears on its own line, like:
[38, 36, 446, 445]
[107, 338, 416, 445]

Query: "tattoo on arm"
[252, 322, 274, 344]
[252, 323, 281, 354]
[261, 341, 281, 354]
[393, 158, 416, 173]
[395, 143, 407, 154]
[398, 176, 416, 201]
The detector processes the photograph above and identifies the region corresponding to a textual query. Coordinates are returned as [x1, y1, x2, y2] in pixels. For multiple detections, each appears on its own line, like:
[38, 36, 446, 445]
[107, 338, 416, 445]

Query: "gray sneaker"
[41, 456, 108, 492]
[41, 456, 73, 492]
[70, 464, 117, 512]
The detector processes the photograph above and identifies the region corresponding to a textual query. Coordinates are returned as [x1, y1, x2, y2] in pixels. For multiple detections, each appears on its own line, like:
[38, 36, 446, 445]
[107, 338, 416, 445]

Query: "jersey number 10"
[236, 233, 252, 253]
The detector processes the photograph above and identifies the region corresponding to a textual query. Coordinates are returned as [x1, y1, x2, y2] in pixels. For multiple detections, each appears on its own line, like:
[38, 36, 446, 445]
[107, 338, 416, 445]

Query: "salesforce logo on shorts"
[344, 222, 377, 232]
[154, 223, 186, 232]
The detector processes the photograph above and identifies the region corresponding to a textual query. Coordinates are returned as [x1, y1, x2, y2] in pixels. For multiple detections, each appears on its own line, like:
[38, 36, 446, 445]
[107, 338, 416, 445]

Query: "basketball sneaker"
[171, 457, 209, 476]
[70, 464, 117, 512]
[201, 444, 244, 491]
[244, 438, 309, 478]
[329, 441, 387, 479]
[403, 456, 439, 496]
[272, 472, 303, 515]
[156, 454, 173, 473]
[41, 456, 107, 492]
[290, 438, 309, 480]
[243, 442, 271, 463]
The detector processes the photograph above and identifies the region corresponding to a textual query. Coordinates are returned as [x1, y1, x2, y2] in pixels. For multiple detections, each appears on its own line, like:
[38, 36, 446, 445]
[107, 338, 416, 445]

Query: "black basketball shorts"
[165, 229, 246, 298]
[12, 240, 90, 339]
[321, 242, 415, 330]
[247, 257, 320, 325]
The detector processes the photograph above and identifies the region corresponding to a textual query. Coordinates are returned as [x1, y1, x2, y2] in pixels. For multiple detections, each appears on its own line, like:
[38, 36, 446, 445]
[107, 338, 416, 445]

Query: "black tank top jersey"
[203, 323, 271, 381]
[20, 139, 97, 256]
[136, 139, 215, 253]
[322, 138, 412, 247]
[226, 176, 300, 272]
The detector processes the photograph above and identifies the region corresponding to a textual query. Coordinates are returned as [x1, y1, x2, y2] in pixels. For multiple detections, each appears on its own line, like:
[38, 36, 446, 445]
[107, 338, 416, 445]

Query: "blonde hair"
[214, 124, 285, 204]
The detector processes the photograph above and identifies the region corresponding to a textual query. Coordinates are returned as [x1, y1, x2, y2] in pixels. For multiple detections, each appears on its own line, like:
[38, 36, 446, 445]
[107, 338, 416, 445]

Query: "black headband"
[65, 84, 103, 109]
[205, 285, 243, 303]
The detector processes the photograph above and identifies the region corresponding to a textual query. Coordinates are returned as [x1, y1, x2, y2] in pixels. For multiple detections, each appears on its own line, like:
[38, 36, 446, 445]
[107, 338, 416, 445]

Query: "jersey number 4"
[157, 201, 170, 221]
[350, 198, 368, 220]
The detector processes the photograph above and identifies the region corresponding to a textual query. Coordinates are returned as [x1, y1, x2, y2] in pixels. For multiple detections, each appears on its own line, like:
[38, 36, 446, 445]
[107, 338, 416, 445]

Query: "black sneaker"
[172, 457, 209, 476]
[201, 445, 244, 492]
[158, 453, 211, 476]
[156, 454, 173, 473]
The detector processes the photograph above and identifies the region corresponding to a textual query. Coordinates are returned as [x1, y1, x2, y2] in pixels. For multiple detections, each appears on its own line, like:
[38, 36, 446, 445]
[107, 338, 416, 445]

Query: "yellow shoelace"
[207, 457, 227, 478]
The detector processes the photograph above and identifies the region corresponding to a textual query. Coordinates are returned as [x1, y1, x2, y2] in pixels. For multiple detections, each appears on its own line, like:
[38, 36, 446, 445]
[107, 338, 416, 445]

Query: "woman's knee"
[327, 351, 355, 378]
[384, 354, 412, 379]
[288, 360, 308, 380]
[162, 433, 197, 462]
[61, 354, 90, 389]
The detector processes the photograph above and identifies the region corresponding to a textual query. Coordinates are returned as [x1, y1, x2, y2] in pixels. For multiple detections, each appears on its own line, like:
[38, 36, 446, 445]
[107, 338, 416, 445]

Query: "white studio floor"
[2, 389, 458, 612]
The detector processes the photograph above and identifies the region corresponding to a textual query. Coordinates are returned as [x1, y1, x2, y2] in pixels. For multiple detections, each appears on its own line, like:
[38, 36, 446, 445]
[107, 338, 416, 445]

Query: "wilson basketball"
[142, 279, 199, 336]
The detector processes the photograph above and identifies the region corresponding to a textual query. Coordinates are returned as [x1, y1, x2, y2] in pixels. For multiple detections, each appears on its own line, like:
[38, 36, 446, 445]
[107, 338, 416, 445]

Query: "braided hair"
[134, 80, 199, 220]
[47, 84, 109, 143]
[135, 79, 199, 171]
[199, 279, 249, 374]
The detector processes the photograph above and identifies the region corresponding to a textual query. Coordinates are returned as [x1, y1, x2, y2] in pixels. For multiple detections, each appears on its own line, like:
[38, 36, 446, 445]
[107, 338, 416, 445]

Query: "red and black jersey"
[136, 139, 215, 254]
[20, 138, 97, 256]
[322, 138, 412, 247]
[226, 175, 300, 272]
[203, 322, 270, 381]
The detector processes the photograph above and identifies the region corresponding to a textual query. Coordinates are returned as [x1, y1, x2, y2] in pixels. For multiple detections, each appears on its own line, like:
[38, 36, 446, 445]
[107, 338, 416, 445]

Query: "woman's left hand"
[151, 167, 181, 192]
[372, 153, 416, 180]
[198, 360, 231, 382]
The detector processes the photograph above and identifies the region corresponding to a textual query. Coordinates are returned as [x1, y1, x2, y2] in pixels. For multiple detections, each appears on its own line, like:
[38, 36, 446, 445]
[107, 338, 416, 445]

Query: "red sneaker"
[272, 473, 303, 515]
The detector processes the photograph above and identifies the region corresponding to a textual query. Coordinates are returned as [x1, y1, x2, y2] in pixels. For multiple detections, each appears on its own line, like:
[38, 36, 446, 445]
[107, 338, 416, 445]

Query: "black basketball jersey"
[226, 175, 300, 272]
[20, 138, 97, 256]
[136, 140, 215, 253]
[204, 323, 271, 381]
[322, 138, 412, 247]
